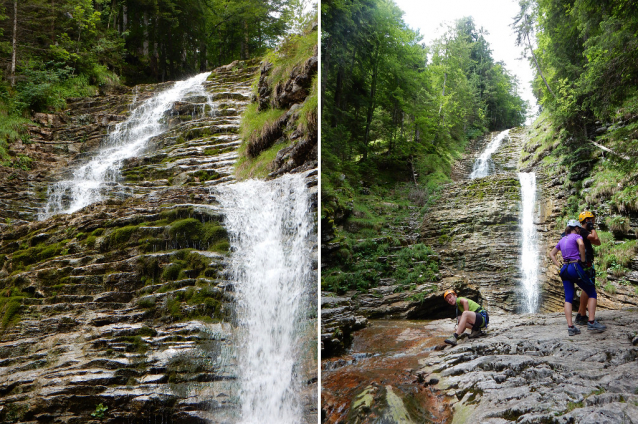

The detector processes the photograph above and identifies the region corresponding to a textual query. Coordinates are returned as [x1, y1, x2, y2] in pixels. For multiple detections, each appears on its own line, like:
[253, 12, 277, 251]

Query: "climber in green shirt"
[443, 289, 489, 346]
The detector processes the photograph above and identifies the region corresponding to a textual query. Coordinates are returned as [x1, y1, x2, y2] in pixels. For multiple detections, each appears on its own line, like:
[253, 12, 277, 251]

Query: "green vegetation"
[10, 241, 68, 271]
[321, 2, 526, 290]
[323, 2, 526, 197]
[168, 218, 229, 252]
[91, 403, 108, 419]
[236, 22, 318, 180]
[0, 287, 31, 331]
[515, 0, 638, 201]
[322, 242, 438, 294]
[0, 0, 317, 172]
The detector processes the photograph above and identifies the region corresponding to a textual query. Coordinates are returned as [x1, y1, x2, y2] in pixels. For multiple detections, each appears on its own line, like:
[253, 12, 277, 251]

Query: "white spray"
[469, 129, 510, 179]
[40, 72, 213, 219]
[518, 172, 539, 313]
[216, 174, 313, 424]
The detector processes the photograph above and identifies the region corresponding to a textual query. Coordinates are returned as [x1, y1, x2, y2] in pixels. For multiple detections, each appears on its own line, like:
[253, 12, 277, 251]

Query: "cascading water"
[518, 172, 539, 313]
[216, 173, 314, 424]
[469, 129, 510, 179]
[39, 72, 214, 220]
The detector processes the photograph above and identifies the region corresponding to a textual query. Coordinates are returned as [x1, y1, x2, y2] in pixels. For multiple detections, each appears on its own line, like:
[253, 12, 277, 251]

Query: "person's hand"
[586, 222, 595, 231]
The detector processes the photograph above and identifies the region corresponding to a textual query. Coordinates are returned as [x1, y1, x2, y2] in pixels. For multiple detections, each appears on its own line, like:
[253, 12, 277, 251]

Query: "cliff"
[0, 56, 318, 423]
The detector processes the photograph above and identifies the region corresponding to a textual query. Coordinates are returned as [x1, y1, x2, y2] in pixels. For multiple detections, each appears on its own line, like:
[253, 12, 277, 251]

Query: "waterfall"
[469, 129, 510, 179]
[39, 72, 214, 220]
[518, 172, 539, 313]
[216, 174, 314, 424]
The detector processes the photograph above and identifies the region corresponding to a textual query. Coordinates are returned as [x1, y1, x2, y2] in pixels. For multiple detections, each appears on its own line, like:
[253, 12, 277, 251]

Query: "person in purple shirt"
[549, 220, 606, 335]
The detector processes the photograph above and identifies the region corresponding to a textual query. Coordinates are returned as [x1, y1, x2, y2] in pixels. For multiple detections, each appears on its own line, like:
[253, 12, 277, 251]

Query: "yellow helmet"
[578, 211, 595, 223]
[443, 289, 456, 300]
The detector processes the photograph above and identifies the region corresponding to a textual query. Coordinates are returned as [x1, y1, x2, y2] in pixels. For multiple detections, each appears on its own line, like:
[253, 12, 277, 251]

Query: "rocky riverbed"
[323, 310, 638, 424]
[419, 309, 638, 424]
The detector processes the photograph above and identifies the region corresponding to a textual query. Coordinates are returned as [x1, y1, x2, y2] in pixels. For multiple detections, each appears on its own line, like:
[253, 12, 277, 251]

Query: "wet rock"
[0, 58, 316, 424]
[321, 294, 368, 357]
[419, 310, 638, 424]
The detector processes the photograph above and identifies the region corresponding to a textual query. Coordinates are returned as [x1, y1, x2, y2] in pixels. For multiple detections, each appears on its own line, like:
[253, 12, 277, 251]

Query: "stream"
[322, 320, 452, 424]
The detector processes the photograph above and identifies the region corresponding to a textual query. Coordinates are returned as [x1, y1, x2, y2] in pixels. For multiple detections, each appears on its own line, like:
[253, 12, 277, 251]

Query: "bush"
[161, 263, 184, 281]
[1, 299, 22, 329]
[108, 225, 138, 247]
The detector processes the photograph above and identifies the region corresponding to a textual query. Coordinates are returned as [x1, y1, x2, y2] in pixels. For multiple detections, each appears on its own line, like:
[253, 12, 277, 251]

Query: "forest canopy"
[513, 0, 638, 171]
[0, 0, 315, 161]
[322, 0, 527, 193]
[0, 0, 312, 109]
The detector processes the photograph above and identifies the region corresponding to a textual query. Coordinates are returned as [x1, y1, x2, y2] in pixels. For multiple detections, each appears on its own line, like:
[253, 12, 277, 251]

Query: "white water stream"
[216, 174, 313, 424]
[518, 172, 539, 313]
[469, 129, 510, 179]
[39, 72, 214, 220]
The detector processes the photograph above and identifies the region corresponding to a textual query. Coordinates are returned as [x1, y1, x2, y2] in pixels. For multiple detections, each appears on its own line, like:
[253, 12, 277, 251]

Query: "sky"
[393, 0, 539, 120]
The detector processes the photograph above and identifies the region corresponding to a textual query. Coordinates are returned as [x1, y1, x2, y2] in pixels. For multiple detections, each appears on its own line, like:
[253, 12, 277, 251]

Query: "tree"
[512, 0, 555, 98]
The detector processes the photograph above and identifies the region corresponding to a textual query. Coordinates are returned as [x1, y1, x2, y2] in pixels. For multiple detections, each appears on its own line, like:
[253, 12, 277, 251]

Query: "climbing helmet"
[443, 289, 456, 300]
[567, 219, 582, 228]
[578, 211, 595, 223]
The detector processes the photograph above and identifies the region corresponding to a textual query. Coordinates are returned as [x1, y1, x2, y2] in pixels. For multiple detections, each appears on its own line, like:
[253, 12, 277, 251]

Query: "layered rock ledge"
[417, 309, 638, 424]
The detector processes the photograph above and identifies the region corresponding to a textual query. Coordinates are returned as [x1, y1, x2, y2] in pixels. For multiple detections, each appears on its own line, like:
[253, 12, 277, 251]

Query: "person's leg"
[573, 263, 606, 331]
[469, 312, 485, 338]
[457, 310, 476, 334]
[573, 263, 598, 321]
[578, 265, 595, 317]
[562, 277, 576, 327]
[564, 300, 573, 326]
[578, 291, 589, 316]
[587, 296, 597, 321]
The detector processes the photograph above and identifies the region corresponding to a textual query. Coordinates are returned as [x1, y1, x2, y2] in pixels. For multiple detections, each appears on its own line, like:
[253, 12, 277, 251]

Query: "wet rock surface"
[322, 320, 452, 424]
[417, 309, 638, 424]
[0, 60, 318, 423]
[420, 129, 528, 313]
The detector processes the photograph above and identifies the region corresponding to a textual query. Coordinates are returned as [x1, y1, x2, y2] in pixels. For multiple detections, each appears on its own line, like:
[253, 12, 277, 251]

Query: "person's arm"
[549, 247, 561, 268]
[577, 238, 586, 262]
[587, 230, 601, 246]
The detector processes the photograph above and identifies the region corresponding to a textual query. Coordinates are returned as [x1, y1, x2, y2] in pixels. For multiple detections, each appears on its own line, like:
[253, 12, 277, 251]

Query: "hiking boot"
[444, 334, 458, 346]
[575, 313, 588, 325]
[568, 326, 581, 336]
[469, 329, 484, 339]
[587, 320, 607, 332]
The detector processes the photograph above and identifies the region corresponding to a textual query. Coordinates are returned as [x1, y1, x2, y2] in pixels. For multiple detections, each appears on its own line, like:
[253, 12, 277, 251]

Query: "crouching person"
[443, 289, 489, 346]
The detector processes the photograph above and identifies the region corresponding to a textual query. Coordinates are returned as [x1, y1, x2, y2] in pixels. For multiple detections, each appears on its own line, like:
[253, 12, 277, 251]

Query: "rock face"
[0, 60, 318, 423]
[518, 122, 638, 313]
[251, 44, 318, 178]
[420, 129, 528, 313]
[417, 310, 638, 424]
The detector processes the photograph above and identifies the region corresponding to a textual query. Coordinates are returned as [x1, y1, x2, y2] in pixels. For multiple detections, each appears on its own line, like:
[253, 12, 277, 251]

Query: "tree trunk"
[526, 33, 555, 98]
[362, 41, 381, 161]
[410, 156, 418, 186]
[438, 72, 447, 115]
[199, 39, 207, 72]
[122, 4, 127, 31]
[241, 20, 249, 59]
[143, 12, 149, 56]
[331, 65, 343, 127]
[11, 0, 17, 86]
[321, 36, 330, 115]
[51, 0, 55, 42]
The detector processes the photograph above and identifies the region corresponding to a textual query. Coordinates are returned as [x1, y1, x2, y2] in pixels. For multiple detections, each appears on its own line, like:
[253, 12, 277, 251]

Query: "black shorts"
[473, 310, 489, 331]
